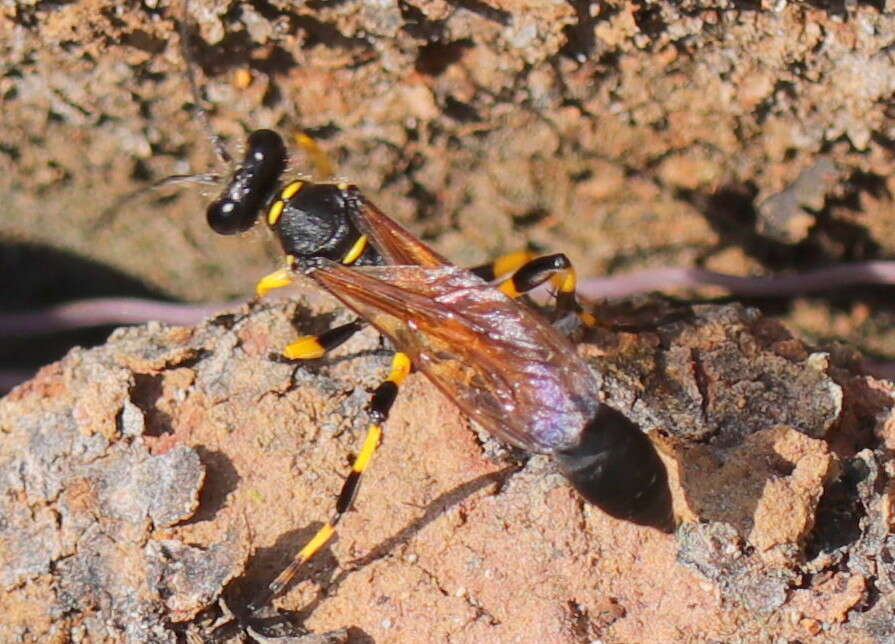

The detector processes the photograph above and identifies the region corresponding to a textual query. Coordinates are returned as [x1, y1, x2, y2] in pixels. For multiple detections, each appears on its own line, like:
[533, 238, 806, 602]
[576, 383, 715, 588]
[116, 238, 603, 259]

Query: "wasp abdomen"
[554, 404, 674, 533]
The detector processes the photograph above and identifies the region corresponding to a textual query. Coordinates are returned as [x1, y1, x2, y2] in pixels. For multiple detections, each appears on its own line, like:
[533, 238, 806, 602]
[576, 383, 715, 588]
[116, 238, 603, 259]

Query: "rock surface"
[4, 0, 895, 642]
[2, 293, 894, 642]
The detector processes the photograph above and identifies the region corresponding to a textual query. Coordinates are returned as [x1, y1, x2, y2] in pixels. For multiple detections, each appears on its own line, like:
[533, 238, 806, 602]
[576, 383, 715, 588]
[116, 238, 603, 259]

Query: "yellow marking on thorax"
[281, 180, 303, 200]
[341, 235, 368, 265]
[267, 200, 285, 226]
[268, 182, 304, 227]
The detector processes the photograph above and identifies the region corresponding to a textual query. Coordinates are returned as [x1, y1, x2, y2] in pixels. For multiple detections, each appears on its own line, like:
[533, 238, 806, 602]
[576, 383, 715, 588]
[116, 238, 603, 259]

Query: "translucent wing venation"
[313, 262, 602, 453]
[345, 191, 449, 268]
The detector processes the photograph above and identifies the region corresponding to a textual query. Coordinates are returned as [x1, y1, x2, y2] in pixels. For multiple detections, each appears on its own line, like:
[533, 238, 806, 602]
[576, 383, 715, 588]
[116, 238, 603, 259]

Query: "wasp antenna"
[178, 0, 233, 169]
[92, 171, 223, 232]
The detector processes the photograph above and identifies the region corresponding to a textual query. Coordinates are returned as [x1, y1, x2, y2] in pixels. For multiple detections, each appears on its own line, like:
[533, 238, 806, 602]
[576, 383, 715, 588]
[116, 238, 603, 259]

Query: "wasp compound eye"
[207, 129, 287, 235]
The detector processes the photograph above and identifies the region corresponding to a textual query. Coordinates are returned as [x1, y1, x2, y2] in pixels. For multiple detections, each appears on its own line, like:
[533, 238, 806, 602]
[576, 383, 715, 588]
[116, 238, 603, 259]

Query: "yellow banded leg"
[470, 249, 536, 282]
[541, 262, 599, 326]
[496, 253, 572, 299]
[495, 253, 594, 325]
[283, 320, 366, 360]
[549, 262, 580, 320]
[547, 266, 600, 327]
[256, 256, 296, 297]
[247, 352, 412, 612]
[294, 132, 335, 180]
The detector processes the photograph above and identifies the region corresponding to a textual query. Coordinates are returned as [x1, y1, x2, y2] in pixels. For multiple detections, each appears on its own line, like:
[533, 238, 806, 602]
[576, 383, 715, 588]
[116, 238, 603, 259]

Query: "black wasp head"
[207, 129, 287, 235]
[268, 182, 374, 269]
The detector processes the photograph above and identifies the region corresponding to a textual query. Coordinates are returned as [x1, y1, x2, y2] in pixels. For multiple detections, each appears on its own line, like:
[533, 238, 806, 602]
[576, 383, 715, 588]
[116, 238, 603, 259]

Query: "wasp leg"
[282, 319, 367, 360]
[256, 261, 296, 297]
[293, 132, 335, 181]
[475, 251, 596, 325]
[247, 352, 412, 612]
[259, 238, 372, 361]
[470, 249, 537, 282]
[495, 253, 596, 324]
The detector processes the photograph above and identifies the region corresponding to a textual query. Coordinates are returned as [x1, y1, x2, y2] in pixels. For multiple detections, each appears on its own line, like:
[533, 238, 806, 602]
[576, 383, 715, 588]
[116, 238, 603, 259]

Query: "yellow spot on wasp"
[283, 336, 326, 360]
[267, 200, 285, 226]
[341, 235, 368, 265]
[256, 267, 293, 296]
[281, 180, 303, 200]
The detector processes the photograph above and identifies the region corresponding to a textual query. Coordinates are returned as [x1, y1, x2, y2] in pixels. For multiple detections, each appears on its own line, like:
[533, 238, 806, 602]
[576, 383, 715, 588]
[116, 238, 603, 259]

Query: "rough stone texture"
[4, 0, 895, 642]
[1, 291, 894, 642]
[583, 303, 844, 443]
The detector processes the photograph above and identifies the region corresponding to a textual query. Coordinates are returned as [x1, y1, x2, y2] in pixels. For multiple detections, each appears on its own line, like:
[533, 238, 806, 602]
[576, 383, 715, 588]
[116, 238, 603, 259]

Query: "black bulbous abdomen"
[554, 405, 674, 533]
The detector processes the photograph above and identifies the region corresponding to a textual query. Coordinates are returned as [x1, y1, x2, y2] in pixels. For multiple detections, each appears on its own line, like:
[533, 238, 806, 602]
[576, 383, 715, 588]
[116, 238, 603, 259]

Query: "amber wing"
[313, 261, 603, 454]
[344, 190, 449, 268]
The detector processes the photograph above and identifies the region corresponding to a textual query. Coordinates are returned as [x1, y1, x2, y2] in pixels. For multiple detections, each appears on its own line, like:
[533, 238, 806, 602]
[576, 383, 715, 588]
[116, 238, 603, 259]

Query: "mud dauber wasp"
[168, 2, 674, 634]
[206, 140, 676, 594]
